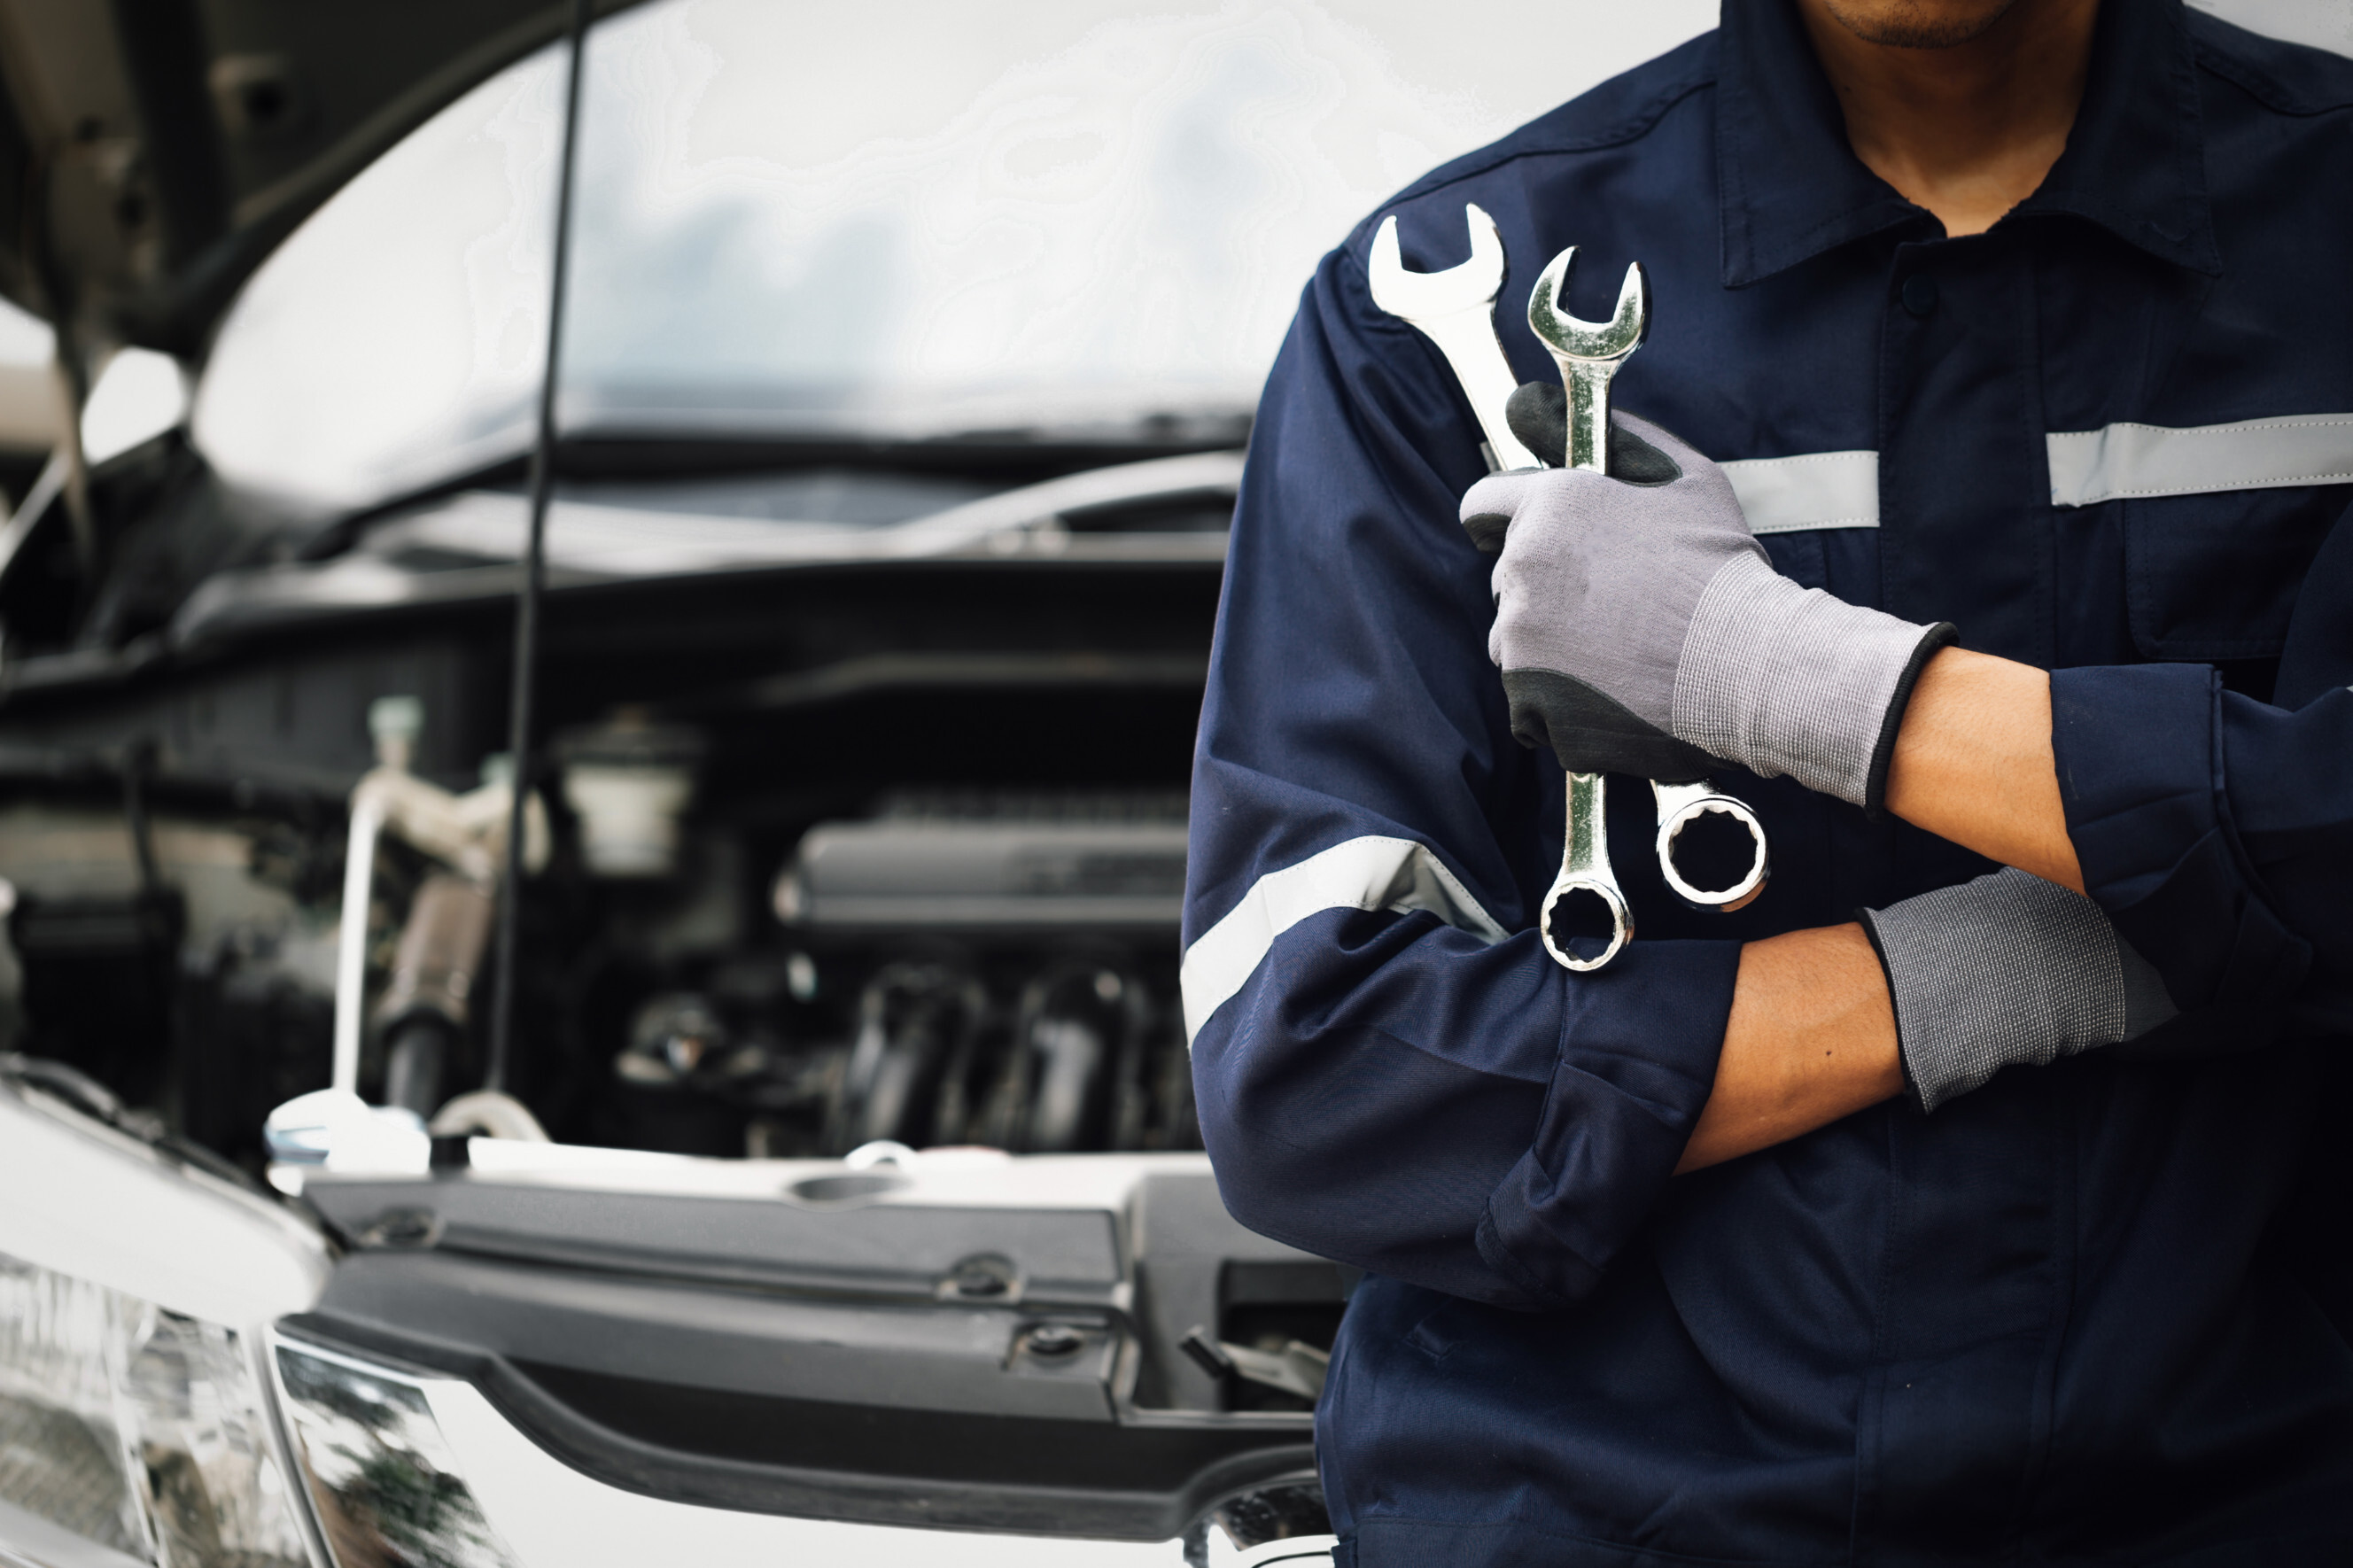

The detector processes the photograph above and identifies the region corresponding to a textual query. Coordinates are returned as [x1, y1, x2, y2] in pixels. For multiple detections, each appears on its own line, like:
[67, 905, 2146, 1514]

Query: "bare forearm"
[1676, 923, 1901, 1173]
[1884, 647, 2082, 892]
[1675, 648, 2100, 1170]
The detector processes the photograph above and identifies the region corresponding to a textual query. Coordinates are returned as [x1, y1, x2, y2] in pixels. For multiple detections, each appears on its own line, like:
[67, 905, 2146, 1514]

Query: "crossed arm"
[1675, 648, 2080, 1172]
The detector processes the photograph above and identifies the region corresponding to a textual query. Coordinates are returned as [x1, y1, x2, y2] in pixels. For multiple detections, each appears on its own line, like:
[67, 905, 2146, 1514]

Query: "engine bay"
[0, 443, 1365, 1543]
[0, 449, 1231, 1173]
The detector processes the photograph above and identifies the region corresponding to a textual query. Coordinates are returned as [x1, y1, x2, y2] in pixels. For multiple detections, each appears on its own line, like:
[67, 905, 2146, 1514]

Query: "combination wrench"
[1524, 245, 1768, 966]
[1368, 205, 1768, 973]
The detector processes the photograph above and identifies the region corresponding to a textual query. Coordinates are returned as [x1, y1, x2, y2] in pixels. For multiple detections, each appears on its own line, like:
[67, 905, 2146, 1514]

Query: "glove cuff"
[1670, 551, 1952, 809]
[1859, 868, 2130, 1114]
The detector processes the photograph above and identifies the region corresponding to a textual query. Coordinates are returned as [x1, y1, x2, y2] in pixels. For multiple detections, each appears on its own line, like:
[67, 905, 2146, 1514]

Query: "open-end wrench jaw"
[1526, 246, 1649, 361]
[1367, 206, 1505, 320]
[1365, 206, 1540, 473]
[1526, 247, 1650, 474]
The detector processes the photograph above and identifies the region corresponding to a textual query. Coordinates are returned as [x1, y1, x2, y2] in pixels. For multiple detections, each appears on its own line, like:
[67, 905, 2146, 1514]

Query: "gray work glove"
[1860, 868, 2179, 1113]
[1459, 403, 1954, 809]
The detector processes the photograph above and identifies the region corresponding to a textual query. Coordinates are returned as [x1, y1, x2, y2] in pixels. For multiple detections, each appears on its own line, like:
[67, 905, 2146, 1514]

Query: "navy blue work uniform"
[1182, 4, 2353, 1563]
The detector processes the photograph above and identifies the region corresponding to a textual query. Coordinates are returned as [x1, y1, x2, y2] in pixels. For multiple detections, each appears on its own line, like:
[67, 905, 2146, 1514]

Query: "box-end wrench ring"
[1653, 781, 1769, 911]
[1540, 771, 1632, 972]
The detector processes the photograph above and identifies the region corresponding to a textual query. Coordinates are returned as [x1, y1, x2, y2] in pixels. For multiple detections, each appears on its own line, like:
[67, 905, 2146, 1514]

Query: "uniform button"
[1901, 275, 1939, 317]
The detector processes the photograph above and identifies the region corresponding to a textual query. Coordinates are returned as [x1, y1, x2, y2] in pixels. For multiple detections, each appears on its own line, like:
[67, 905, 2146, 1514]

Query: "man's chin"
[1813, 0, 2024, 49]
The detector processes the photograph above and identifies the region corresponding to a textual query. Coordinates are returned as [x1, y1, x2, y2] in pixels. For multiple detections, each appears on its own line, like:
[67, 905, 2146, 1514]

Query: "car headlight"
[0, 1248, 313, 1567]
[0, 1065, 331, 1568]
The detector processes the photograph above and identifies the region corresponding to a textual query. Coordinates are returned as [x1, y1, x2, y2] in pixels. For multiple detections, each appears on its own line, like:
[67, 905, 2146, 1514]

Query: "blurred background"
[192, 0, 1720, 516]
[0, 0, 2332, 523]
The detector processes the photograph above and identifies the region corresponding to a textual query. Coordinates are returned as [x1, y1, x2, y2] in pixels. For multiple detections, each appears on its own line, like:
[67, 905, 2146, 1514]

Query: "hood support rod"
[487, 0, 593, 1097]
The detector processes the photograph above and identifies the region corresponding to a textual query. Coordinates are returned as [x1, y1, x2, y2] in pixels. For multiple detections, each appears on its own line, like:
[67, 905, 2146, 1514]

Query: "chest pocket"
[2049, 416, 2353, 664]
[2124, 485, 2349, 661]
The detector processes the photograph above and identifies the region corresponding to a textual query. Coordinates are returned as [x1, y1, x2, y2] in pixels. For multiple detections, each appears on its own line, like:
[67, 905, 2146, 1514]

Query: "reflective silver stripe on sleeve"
[1720, 450, 1879, 534]
[2047, 414, 2353, 507]
[1180, 835, 1508, 1043]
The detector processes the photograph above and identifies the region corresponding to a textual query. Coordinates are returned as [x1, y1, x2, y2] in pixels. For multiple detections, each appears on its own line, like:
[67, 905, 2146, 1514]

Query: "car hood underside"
[0, 0, 637, 357]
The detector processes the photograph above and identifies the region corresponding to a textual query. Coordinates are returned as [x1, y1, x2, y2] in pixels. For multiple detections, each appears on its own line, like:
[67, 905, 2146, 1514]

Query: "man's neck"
[1795, 0, 2101, 237]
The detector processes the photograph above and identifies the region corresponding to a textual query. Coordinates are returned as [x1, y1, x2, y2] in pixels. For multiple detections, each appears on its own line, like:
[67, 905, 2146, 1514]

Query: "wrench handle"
[1419, 306, 1541, 473]
[1566, 359, 1619, 475]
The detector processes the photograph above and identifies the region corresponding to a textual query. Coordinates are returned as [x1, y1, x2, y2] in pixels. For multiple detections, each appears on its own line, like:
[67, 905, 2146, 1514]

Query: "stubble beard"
[1814, 0, 2025, 48]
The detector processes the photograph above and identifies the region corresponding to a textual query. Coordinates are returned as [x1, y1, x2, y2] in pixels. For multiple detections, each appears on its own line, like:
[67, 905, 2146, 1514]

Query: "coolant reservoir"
[556, 718, 702, 878]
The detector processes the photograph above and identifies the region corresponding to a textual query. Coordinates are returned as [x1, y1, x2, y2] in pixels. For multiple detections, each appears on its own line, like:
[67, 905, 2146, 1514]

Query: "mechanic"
[1183, 0, 2353, 1561]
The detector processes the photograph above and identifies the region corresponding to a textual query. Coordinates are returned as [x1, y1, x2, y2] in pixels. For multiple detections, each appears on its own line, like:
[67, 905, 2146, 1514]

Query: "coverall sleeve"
[2050, 498, 2353, 1043]
[1183, 237, 1739, 1313]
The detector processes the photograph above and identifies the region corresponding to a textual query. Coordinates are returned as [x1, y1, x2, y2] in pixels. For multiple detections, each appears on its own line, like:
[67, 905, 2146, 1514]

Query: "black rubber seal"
[1852, 905, 1929, 1114]
[1863, 623, 1959, 820]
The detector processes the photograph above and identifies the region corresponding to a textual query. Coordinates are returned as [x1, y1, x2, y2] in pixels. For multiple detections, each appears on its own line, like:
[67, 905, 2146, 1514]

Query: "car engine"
[0, 446, 1233, 1173]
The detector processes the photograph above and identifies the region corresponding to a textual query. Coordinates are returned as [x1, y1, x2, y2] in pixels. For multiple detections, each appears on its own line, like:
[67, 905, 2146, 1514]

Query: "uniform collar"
[1716, 0, 2221, 287]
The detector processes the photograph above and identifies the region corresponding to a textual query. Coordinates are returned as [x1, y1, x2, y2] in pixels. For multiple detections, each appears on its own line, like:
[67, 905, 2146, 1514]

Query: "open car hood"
[0, 0, 633, 360]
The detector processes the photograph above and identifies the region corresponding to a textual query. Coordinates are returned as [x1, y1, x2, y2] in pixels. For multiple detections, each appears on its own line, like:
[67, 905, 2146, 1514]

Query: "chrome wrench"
[1368, 210, 1631, 967]
[1368, 210, 1767, 970]
[1526, 248, 1768, 966]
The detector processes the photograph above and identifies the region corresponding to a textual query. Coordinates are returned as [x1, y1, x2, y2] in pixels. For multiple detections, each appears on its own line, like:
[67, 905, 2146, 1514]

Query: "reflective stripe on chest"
[1720, 414, 2353, 533]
